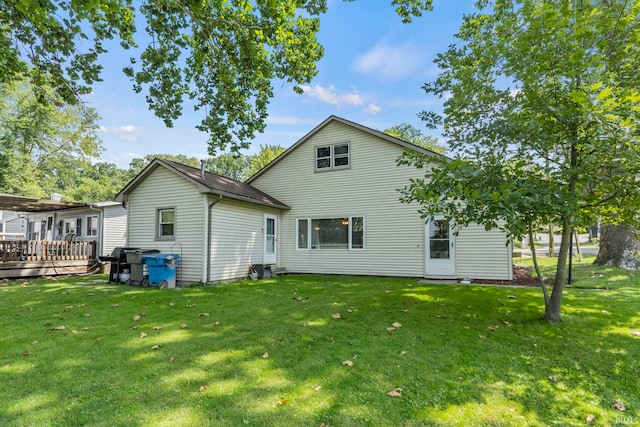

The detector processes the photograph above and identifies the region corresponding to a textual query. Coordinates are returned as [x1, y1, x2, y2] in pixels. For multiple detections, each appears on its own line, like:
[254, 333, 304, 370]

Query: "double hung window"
[157, 208, 175, 239]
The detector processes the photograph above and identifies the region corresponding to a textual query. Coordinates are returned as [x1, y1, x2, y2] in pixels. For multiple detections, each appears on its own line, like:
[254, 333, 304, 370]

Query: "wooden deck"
[0, 240, 98, 278]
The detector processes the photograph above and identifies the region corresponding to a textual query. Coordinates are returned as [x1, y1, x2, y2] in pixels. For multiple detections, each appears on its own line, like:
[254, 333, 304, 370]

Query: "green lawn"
[1, 261, 639, 426]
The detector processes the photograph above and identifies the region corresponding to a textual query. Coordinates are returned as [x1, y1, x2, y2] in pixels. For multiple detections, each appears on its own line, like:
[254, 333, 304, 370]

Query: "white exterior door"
[425, 217, 456, 276]
[264, 214, 277, 264]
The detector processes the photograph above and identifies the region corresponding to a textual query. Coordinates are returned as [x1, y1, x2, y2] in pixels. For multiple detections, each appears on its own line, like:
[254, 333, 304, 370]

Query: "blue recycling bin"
[142, 253, 180, 288]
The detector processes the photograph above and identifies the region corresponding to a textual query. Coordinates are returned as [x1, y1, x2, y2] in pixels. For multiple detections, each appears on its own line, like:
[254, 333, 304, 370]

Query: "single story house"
[24, 199, 127, 257]
[115, 116, 513, 284]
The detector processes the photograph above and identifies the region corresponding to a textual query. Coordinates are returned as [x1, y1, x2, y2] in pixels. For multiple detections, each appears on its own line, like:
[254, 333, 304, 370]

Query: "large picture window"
[315, 142, 350, 171]
[297, 216, 364, 250]
[157, 208, 175, 239]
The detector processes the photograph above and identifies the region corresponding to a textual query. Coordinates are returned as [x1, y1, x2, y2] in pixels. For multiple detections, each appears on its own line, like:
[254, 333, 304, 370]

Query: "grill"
[99, 247, 140, 283]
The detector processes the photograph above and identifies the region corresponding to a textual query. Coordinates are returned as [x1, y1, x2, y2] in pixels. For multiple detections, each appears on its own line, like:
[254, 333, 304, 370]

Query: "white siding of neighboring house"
[125, 166, 206, 285]
[102, 205, 127, 256]
[251, 120, 512, 280]
[208, 198, 280, 282]
[0, 211, 26, 240]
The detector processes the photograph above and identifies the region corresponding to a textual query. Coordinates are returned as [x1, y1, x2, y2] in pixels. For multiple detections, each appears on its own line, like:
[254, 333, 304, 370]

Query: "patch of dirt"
[474, 267, 552, 287]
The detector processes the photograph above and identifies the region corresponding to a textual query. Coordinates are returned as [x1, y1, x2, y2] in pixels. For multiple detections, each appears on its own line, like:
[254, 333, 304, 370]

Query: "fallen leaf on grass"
[23, 350, 31, 356]
[478, 335, 486, 339]
[112, 304, 119, 308]
[314, 386, 322, 391]
[386, 327, 396, 333]
[214, 320, 220, 326]
[169, 357, 175, 363]
[198, 313, 209, 317]
[186, 304, 196, 308]
[630, 331, 640, 337]
[53, 326, 65, 330]
[179, 323, 187, 329]
[93, 337, 102, 343]
[463, 326, 470, 330]
[72, 330, 79, 334]
[342, 360, 353, 367]
[388, 387, 402, 397]
[151, 345, 161, 350]
[612, 400, 626, 412]
[140, 332, 147, 338]
[133, 315, 141, 321]
[488, 326, 497, 331]
[198, 384, 209, 392]
[32, 340, 39, 345]
[507, 295, 516, 299]
[154, 326, 162, 330]
[331, 313, 341, 319]
[262, 352, 269, 359]
[586, 414, 595, 423]
[548, 376, 558, 382]
[278, 398, 289, 406]
[81, 327, 89, 331]
[346, 308, 353, 313]
[392, 322, 402, 328]
[400, 350, 407, 355]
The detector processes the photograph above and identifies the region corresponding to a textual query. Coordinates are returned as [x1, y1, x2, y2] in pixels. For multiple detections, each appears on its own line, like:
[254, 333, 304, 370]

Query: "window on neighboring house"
[87, 215, 98, 236]
[297, 216, 364, 250]
[64, 218, 76, 235]
[157, 208, 175, 239]
[315, 142, 350, 171]
[76, 217, 82, 237]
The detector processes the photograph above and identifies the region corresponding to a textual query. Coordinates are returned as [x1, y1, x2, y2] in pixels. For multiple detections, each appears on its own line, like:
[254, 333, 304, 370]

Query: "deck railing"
[0, 240, 97, 262]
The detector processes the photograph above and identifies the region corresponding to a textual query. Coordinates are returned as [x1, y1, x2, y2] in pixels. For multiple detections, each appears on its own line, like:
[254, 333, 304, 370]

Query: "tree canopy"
[399, 0, 640, 322]
[1, 0, 433, 154]
[383, 123, 445, 154]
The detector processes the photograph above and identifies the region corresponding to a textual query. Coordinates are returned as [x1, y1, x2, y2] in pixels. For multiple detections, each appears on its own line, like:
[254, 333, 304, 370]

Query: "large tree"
[399, 0, 640, 322]
[2, 0, 433, 154]
[0, 80, 103, 199]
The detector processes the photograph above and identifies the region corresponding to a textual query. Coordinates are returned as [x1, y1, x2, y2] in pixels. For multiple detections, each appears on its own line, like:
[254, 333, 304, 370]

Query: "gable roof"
[114, 158, 289, 210]
[246, 115, 443, 183]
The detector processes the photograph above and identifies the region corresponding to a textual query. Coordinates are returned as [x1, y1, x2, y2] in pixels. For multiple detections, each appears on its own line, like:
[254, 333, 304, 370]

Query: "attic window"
[316, 143, 350, 171]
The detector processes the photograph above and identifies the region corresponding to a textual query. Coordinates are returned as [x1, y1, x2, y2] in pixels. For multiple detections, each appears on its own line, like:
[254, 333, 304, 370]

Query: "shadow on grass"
[1, 274, 639, 426]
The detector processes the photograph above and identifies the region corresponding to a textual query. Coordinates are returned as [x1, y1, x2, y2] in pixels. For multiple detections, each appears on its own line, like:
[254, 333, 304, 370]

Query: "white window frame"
[315, 142, 351, 171]
[64, 218, 77, 235]
[157, 208, 176, 240]
[296, 216, 364, 251]
[86, 215, 98, 237]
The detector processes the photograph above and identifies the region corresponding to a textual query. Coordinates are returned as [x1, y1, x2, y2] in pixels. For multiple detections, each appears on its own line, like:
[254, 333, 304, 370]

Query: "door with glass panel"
[425, 217, 456, 276]
[264, 214, 277, 264]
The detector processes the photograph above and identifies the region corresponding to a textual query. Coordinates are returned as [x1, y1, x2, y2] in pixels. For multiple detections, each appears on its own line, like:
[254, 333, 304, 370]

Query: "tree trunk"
[544, 219, 572, 322]
[594, 225, 640, 270]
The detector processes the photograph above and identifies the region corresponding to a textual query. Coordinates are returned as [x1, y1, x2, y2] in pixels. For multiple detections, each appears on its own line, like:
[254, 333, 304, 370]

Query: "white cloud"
[352, 42, 426, 81]
[300, 84, 363, 107]
[102, 125, 143, 142]
[364, 103, 382, 114]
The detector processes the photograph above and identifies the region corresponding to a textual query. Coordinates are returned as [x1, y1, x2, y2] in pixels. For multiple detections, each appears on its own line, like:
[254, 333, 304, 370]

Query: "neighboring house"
[25, 200, 127, 257]
[0, 210, 26, 240]
[115, 116, 513, 284]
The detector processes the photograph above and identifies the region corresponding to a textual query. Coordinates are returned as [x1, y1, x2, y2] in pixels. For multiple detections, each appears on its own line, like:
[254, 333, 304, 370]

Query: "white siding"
[454, 224, 513, 280]
[102, 205, 127, 256]
[208, 198, 279, 282]
[251, 120, 512, 280]
[126, 166, 206, 284]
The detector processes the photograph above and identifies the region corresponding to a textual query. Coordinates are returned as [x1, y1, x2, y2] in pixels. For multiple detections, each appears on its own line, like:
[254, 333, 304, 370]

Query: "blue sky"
[86, 0, 476, 168]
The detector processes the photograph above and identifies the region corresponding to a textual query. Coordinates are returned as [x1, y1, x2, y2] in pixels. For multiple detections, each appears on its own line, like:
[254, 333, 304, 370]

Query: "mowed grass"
[1, 260, 639, 426]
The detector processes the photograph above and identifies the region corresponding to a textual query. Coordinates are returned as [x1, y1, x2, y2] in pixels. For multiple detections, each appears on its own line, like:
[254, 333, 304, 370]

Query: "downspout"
[88, 204, 103, 256]
[205, 194, 223, 283]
